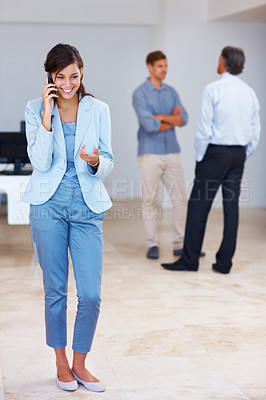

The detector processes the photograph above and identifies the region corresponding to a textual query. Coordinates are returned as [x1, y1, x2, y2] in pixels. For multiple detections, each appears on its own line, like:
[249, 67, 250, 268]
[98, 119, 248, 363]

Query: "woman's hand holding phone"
[42, 75, 58, 131]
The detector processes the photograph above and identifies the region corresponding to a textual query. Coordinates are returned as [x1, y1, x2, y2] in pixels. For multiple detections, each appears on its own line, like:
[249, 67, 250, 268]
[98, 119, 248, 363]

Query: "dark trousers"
[181, 144, 246, 273]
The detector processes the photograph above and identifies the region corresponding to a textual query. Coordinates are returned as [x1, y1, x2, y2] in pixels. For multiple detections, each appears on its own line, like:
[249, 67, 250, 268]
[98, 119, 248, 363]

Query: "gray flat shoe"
[72, 371, 105, 392]
[146, 246, 159, 259]
[56, 374, 78, 391]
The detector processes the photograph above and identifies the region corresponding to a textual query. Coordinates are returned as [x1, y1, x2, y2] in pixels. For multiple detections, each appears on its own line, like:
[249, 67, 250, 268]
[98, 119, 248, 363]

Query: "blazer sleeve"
[25, 101, 54, 172]
[87, 104, 114, 179]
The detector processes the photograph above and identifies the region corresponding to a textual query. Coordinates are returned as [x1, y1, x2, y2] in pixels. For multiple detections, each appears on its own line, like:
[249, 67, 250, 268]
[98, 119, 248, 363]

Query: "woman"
[23, 43, 113, 392]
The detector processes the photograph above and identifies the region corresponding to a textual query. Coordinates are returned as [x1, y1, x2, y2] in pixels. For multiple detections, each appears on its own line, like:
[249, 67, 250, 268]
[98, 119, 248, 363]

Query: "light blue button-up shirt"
[61, 121, 80, 186]
[195, 72, 261, 162]
[132, 79, 188, 156]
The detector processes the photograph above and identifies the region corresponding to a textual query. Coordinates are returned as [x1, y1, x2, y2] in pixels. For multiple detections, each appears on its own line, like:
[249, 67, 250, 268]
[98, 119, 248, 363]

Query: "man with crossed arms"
[133, 51, 205, 260]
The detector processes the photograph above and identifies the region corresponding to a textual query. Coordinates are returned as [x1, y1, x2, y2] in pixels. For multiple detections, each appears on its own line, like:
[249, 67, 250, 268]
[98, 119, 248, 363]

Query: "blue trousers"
[30, 182, 105, 353]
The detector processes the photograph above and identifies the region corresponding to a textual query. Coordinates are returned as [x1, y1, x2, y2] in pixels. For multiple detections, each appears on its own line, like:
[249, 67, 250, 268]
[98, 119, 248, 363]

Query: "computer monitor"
[0, 121, 30, 174]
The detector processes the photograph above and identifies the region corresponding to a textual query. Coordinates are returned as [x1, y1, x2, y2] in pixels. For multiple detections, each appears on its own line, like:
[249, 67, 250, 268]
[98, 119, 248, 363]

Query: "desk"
[0, 175, 30, 224]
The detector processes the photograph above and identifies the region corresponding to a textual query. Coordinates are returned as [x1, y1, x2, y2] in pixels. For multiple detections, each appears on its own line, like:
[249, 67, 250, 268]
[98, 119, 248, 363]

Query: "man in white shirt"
[161, 46, 261, 274]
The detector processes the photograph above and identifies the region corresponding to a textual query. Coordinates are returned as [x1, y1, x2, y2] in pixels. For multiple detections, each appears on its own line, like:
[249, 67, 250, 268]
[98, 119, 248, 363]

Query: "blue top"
[61, 121, 80, 186]
[195, 72, 261, 162]
[132, 78, 188, 156]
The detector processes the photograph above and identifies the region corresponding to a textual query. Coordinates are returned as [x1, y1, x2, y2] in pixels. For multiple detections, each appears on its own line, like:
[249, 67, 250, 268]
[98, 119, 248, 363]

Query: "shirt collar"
[221, 71, 231, 78]
[145, 78, 167, 92]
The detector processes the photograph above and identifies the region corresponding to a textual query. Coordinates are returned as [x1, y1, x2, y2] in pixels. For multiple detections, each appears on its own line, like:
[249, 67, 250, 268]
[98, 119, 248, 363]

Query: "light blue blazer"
[22, 95, 113, 213]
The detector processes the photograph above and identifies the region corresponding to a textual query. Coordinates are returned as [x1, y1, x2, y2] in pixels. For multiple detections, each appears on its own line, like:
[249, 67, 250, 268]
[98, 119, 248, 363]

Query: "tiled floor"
[0, 203, 266, 400]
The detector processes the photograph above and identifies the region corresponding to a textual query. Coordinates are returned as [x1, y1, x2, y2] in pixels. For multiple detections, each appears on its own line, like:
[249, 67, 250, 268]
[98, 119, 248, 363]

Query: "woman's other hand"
[79, 145, 100, 169]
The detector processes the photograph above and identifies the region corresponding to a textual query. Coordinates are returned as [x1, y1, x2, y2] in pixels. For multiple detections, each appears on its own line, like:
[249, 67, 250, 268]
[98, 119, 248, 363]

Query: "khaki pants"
[138, 153, 187, 250]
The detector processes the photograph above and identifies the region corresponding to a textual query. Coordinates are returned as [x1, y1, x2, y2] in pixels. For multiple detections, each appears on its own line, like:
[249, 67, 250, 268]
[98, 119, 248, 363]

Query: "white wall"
[0, 0, 265, 207]
[0, 0, 159, 25]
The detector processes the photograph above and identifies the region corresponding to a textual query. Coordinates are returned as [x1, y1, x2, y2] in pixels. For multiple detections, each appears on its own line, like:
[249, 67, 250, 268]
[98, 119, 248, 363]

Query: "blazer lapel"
[75, 96, 93, 157]
[40, 103, 66, 159]
[51, 104, 66, 159]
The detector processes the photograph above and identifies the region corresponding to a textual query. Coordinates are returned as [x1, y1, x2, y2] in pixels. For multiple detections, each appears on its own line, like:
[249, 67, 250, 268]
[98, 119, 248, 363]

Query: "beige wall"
[208, 0, 266, 20]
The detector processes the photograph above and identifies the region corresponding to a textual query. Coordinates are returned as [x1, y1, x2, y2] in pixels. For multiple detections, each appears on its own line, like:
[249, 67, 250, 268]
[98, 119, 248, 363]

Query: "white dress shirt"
[195, 72, 261, 162]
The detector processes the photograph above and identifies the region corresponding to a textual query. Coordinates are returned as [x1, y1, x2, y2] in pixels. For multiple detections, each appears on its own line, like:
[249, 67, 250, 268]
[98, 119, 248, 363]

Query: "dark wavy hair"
[44, 43, 94, 99]
[221, 46, 245, 75]
[146, 50, 166, 65]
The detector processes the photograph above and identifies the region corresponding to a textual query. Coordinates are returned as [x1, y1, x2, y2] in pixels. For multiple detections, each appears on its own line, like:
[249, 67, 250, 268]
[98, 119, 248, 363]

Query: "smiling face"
[52, 63, 83, 100]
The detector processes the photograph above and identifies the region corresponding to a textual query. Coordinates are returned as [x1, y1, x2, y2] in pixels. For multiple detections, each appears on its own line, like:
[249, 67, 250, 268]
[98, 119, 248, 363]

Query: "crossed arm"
[154, 107, 184, 132]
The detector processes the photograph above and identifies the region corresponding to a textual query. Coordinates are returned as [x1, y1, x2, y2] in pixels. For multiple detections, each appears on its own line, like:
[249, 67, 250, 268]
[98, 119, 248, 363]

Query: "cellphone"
[47, 73, 57, 102]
